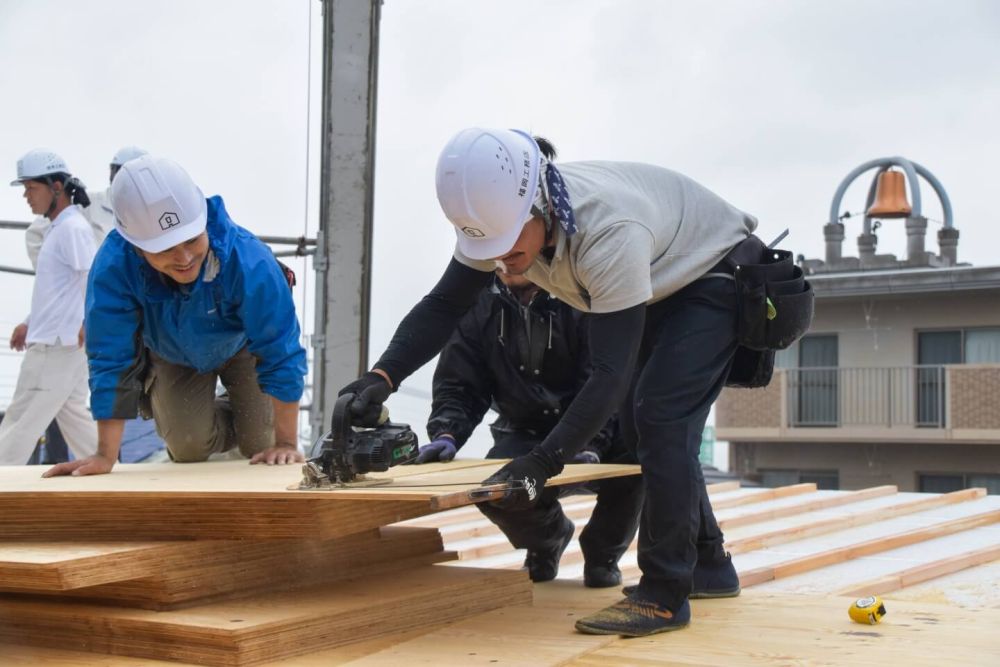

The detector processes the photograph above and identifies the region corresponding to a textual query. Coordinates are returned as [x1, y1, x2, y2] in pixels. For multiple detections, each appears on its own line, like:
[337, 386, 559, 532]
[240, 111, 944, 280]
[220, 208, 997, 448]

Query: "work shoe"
[523, 517, 574, 582]
[583, 560, 622, 588]
[575, 597, 691, 637]
[621, 552, 741, 599]
[690, 552, 741, 599]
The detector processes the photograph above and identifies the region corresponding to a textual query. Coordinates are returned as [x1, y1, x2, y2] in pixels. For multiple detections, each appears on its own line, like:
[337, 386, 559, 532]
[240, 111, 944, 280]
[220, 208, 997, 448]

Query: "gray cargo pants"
[144, 347, 274, 462]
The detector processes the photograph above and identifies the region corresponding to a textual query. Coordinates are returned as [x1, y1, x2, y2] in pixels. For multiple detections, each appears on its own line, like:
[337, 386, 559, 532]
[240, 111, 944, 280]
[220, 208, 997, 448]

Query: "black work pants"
[626, 277, 737, 611]
[477, 430, 643, 566]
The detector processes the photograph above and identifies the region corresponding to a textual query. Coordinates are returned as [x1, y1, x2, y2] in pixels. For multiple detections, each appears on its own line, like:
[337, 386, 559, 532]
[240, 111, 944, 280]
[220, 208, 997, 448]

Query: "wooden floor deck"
[1, 463, 998, 665]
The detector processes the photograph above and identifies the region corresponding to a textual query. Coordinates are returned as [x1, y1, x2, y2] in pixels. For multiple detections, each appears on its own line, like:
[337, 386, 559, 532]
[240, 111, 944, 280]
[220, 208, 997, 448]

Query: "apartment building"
[718, 157, 1000, 493]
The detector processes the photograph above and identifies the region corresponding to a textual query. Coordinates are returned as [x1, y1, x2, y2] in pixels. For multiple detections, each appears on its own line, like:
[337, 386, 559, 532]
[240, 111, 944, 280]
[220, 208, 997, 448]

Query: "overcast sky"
[0, 1, 998, 453]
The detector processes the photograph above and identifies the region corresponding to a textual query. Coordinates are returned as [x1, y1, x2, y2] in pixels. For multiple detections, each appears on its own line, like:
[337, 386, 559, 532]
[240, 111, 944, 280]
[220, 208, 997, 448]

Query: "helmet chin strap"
[44, 179, 61, 220]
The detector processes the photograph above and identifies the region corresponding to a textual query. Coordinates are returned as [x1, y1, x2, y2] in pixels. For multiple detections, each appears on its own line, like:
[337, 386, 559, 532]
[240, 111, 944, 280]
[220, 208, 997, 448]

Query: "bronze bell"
[867, 169, 912, 218]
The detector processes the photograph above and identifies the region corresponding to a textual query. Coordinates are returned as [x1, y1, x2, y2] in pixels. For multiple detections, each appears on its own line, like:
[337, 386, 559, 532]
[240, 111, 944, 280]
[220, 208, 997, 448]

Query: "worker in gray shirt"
[337, 128, 810, 637]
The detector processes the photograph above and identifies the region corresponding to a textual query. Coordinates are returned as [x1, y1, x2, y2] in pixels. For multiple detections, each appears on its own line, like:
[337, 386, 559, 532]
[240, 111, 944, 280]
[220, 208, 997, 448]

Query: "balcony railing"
[716, 363, 1000, 443]
[786, 366, 947, 428]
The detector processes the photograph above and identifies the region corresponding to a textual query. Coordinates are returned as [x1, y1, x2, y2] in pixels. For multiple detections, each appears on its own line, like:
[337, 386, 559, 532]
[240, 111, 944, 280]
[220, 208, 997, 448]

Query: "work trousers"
[477, 430, 643, 566]
[0, 343, 97, 465]
[628, 277, 737, 611]
[146, 347, 273, 462]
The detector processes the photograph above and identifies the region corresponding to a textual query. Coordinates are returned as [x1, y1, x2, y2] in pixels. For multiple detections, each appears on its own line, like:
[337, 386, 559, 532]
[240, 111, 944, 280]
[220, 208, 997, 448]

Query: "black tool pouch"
[723, 236, 815, 388]
[732, 241, 814, 351]
[726, 346, 776, 388]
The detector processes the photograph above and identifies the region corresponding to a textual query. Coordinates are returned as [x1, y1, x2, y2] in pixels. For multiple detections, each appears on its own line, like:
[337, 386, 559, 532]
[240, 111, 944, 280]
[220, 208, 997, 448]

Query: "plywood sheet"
[0, 527, 451, 609]
[2, 584, 999, 666]
[564, 589, 1000, 667]
[0, 460, 639, 540]
[0, 564, 532, 666]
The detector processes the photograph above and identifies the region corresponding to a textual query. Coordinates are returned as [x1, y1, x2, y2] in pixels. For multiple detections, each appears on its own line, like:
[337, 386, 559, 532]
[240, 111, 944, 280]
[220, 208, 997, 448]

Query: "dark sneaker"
[691, 552, 741, 599]
[621, 553, 741, 599]
[523, 517, 574, 582]
[575, 597, 691, 637]
[583, 560, 622, 588]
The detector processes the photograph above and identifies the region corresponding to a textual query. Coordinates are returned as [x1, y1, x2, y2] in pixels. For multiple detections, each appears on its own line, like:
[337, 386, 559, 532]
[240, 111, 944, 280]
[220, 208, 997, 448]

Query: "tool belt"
[719, 235, 815, 388]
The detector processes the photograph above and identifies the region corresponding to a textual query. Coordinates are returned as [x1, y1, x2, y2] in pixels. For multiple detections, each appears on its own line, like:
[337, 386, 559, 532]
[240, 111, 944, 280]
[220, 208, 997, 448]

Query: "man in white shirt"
[0, 150, 99, 465]
[25, 146, 147, 268]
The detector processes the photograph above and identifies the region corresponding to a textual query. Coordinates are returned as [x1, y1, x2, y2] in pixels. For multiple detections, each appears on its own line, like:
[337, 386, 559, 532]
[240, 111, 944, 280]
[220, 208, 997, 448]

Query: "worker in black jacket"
[417, 269, 642, 588]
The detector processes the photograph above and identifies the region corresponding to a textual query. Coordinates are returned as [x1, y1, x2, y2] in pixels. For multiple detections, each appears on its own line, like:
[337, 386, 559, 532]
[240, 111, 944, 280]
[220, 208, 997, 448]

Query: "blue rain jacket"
[86, 196, 307, 419]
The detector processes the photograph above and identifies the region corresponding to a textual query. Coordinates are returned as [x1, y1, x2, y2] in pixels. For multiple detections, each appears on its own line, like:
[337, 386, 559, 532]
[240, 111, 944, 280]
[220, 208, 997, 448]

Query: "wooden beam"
[718, 485, 898, 530]
[836, 543, 1000, 598]
[739, 509, 1000, 587]
[726, 487, 987, 554]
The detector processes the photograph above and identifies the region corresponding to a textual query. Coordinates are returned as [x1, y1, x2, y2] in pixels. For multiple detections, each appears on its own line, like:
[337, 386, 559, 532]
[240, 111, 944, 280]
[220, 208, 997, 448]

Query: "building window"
[918, 472, 1000, 495]
[789, 334, 839, 426]
[916, 328, 1000, 426]
[917, 328, 1000, 364]
[760, 468, 839, 490]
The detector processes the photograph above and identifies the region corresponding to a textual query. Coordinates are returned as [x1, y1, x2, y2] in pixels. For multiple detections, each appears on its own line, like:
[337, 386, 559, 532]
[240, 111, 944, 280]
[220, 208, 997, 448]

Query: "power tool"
[848, 595, 887, 625]
[297, 393, 419, 489]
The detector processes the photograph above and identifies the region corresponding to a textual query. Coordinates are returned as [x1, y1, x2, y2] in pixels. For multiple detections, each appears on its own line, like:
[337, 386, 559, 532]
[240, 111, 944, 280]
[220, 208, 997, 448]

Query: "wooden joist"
[739, 508, 1000, 587]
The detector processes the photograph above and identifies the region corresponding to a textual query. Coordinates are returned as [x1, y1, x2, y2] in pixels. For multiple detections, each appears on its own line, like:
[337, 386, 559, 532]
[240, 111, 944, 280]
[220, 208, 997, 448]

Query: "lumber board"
[739, 508, 1000, 587]
[709, 482, 816, 509]
[718, 485, 898, 530]
[836, 543, 1000, 598]
[0, 527, 451, 609]
[725, 487, 987, 554]
[399, 480, 748, 534]
[0, 564, 532, 666]
[0, 460, 638, 540]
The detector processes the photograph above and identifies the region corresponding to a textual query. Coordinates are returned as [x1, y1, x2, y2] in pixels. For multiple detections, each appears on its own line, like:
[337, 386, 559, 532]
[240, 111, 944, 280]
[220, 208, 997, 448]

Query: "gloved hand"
[416, 435, 458, 463]
[571, 447, 601, 464]
[338, 372, 393, 427]
[482, 449, 564, 511]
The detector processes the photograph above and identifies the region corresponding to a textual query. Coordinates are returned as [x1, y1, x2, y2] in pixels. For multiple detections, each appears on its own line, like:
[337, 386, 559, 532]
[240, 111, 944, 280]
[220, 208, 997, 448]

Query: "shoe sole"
[689, 586, 741, 599]
[575, 620, 690, 637]
[622, 586, 742, 599]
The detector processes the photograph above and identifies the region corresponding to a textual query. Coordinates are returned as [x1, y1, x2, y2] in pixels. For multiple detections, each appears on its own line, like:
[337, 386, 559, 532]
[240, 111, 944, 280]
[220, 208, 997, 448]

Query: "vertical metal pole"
[311, 0, 382, 441]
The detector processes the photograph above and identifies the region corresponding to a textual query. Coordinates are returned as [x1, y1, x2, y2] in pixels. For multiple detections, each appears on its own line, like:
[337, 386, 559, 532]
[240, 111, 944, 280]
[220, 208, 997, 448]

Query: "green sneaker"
[574, 597, 690, 637]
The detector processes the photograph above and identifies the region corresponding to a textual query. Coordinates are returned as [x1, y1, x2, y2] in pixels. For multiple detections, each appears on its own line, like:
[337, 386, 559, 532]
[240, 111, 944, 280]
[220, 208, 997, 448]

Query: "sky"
[0, 0, 998, 457]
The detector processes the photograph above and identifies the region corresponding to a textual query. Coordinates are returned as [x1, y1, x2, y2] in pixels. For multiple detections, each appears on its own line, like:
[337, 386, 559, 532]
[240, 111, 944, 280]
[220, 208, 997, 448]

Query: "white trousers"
[0, 343, 98, 465]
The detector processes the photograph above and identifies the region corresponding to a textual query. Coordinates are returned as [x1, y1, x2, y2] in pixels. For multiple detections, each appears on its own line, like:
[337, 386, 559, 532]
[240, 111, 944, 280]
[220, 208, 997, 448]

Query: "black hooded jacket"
[427, 277, 615, 456]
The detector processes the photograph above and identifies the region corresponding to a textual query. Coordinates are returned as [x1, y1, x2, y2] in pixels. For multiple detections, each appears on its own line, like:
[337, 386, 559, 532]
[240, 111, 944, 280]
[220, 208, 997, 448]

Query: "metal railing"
[785, 366, 947, 428]
[0, 219, 317, 275]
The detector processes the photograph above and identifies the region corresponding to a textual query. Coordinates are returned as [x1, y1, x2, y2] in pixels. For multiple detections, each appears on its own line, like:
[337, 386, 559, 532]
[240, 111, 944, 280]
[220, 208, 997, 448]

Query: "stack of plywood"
[0, 459, 638, 666]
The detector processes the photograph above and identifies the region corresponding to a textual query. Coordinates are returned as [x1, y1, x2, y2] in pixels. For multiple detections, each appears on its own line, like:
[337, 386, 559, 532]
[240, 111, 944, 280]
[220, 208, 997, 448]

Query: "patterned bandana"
[541, 162, 578, 236]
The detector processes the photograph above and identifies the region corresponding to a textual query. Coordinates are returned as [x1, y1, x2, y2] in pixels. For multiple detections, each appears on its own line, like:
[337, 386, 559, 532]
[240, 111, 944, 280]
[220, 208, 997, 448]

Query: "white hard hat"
[110, 146, 149, 167]
[435, 128, 541, 260]
[110, 155, 208, 253]
[10, 149, 70, 186]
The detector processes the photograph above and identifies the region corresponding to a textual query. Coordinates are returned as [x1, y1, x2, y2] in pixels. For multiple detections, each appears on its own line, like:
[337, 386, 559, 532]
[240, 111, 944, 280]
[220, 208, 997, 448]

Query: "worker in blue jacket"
[45, 156, 307, 477]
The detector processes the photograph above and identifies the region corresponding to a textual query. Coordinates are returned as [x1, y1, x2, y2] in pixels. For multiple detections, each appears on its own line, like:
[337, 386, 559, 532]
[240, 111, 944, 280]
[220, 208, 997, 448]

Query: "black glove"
[482, 449, 564, 511]
[415, 435, 458, 463]
[570, 447, 601, 464]
[338, 372, 393, 427]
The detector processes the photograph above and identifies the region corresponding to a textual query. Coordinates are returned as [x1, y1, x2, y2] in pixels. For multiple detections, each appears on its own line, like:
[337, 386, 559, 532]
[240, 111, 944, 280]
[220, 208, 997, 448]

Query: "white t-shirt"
[456, 161, 757, 313]
[26, 206, 98, 346]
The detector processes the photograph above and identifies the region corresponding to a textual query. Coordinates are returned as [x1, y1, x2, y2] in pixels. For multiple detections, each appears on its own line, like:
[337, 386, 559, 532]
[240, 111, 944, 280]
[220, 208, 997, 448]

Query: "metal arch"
[910, 160, 954, 228]
[829, 157, 923, 225]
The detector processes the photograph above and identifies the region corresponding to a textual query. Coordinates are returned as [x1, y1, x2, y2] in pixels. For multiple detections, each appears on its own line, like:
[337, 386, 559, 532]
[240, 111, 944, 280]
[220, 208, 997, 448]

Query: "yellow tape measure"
[848, 596, 887, 625]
